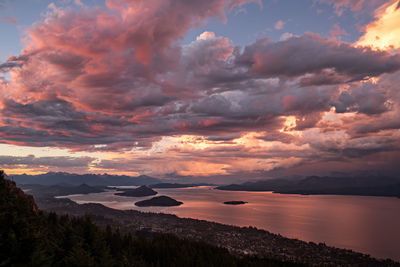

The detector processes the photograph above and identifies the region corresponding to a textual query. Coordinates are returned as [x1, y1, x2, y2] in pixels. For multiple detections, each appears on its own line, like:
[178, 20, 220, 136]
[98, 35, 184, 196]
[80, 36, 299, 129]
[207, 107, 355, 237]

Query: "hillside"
[217, 176, 400, 198]
[21, 183, 105, 198]
[36, 191, 399, 266]
[0, 171, 300, 266]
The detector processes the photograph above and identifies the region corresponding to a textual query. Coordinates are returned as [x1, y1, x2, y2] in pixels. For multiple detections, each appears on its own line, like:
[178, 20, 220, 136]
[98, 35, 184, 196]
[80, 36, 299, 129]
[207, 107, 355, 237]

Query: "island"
[22, 176, 399, 266]
[149, 183, 210, 188]
[115, 185, 157, 197]
[223, 201, 247, 205]
[135, 196, 183, 207]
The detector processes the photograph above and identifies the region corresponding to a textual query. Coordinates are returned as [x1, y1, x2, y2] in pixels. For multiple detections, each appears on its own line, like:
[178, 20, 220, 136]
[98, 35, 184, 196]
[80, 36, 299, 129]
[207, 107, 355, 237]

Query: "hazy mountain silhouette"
[217, 176, 400, 198]
[1, 170, 297, 266]
[12, 172, 161, 186]
[21, 183, 105, 198]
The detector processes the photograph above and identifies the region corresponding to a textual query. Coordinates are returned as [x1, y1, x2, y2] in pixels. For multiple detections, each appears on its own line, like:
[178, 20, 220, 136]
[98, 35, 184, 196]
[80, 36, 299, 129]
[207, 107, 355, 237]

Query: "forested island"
[224, 201, 248, 205]
[115, 185, 158, 197]
[135, 196, 183, 207]
[16, 173, 400, 199]
[149, 183, 210, 188]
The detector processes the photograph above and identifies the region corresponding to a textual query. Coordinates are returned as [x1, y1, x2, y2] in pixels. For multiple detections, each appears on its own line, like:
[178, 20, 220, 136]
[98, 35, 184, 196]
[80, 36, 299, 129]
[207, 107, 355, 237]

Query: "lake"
[60, 186, 400, 261]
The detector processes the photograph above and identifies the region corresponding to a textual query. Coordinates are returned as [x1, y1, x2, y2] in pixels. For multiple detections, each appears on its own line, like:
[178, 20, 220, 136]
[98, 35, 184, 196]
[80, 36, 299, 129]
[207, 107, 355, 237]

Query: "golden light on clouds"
[103, 132, 310, 177]
[1, 0, 400, 179]
[280, 116, 297, 133]
[3, 168, 44, 176]
[357, 0, 400, 50]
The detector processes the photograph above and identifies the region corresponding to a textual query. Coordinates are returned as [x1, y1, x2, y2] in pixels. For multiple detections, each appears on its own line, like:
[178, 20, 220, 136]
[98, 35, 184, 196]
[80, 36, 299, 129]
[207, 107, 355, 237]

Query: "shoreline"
[55, 188, 400, 262]
[34, 195, 400, 266]
[216, 187, 400, 199]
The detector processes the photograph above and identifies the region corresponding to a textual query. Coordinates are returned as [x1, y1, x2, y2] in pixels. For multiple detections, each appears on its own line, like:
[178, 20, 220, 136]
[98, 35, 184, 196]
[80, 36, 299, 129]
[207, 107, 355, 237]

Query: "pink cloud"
[274, 20, 285, 30]
[330, 24, 349, 39]
[328, 0, 364, 11]
[0, 0, 399, 176]
[1, 16, 18, 24]
[241, 33, 400, 82]
[314, 0, 383, 16]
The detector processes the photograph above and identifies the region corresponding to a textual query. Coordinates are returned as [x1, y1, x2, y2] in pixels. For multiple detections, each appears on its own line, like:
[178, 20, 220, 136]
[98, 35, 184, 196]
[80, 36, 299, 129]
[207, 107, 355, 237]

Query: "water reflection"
[60, 186, 400, 261]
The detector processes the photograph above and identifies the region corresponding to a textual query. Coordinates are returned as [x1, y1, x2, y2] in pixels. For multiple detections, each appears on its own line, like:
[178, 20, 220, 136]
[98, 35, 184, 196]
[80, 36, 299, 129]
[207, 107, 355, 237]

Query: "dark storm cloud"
[0, 0, 399, 178]
[0, 61, 21, 73]
[239, 33, 400, 83]
[331, 82, 389, 114]
[2, 98, 85, 120]
[309, 135, 400, 158]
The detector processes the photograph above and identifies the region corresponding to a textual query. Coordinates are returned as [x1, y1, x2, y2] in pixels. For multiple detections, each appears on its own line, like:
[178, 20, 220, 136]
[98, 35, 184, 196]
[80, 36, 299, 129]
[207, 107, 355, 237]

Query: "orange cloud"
[1, 0, 400, 178]
[357, 0, 400, 50]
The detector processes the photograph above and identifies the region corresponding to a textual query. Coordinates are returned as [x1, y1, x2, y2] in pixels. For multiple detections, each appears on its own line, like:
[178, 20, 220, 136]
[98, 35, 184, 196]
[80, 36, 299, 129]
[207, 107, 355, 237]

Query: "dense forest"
[0, 171, 301, 267]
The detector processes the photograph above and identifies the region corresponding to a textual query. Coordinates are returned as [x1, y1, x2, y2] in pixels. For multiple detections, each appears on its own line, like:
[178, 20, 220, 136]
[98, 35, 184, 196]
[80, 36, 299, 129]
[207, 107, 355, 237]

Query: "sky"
[0, 0, 400, 183]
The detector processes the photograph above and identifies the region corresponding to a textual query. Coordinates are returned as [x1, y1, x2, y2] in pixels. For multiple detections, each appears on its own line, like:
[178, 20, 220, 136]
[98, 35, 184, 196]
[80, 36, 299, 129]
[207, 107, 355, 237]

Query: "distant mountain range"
[217, 176, 400, 198]
[12, 172, 161, 186]
[12, 172, 400, 198]
[20, 183, 105, 198]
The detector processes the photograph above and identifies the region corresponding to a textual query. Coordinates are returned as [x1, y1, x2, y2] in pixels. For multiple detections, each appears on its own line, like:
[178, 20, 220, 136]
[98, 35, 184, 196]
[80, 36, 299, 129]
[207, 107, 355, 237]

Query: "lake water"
[60, 186, 400, 261]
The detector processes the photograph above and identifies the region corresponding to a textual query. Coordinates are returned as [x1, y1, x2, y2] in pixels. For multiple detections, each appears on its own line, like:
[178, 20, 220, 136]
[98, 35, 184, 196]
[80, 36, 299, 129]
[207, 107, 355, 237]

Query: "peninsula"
[217, 176, 400, 198]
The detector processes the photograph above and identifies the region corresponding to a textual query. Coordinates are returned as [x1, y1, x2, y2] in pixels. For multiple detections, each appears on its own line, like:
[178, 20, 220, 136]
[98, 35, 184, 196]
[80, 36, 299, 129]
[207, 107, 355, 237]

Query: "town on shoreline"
[34, 192, 399, 267]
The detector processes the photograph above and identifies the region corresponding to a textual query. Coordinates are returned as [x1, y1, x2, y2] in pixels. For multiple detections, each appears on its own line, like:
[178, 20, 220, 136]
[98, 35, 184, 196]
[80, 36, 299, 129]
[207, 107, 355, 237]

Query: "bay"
[60, 186, 400, 261]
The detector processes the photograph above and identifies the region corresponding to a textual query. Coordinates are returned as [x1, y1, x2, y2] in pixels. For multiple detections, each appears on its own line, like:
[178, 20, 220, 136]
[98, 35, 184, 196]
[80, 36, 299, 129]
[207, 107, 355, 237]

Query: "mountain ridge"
[0, 170, 302, 266]
[216, 176, 400, 198]
[12, 172, 161, 186]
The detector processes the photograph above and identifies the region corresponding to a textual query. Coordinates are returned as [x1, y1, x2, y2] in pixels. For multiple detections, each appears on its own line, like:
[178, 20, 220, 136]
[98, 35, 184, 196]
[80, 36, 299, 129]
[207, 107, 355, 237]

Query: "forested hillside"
[0, 171, 299, 267]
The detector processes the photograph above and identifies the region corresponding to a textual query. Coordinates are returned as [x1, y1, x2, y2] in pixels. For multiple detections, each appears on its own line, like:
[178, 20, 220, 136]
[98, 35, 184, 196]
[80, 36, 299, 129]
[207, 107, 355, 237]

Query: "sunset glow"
[357, 0, 400, 50]
[0, 0, 399, 183]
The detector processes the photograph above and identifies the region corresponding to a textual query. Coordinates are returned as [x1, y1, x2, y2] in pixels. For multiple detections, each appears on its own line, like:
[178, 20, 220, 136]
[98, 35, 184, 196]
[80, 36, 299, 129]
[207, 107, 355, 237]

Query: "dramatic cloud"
[0, 61, 21, 73]
[0, 0, 399, 178]
[330, 80, 391, 115]
[239, 33, 400, 83]
[357, 0, 400, 50]
[0, 154, 94, 167]
[0, 154, 94, 174]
